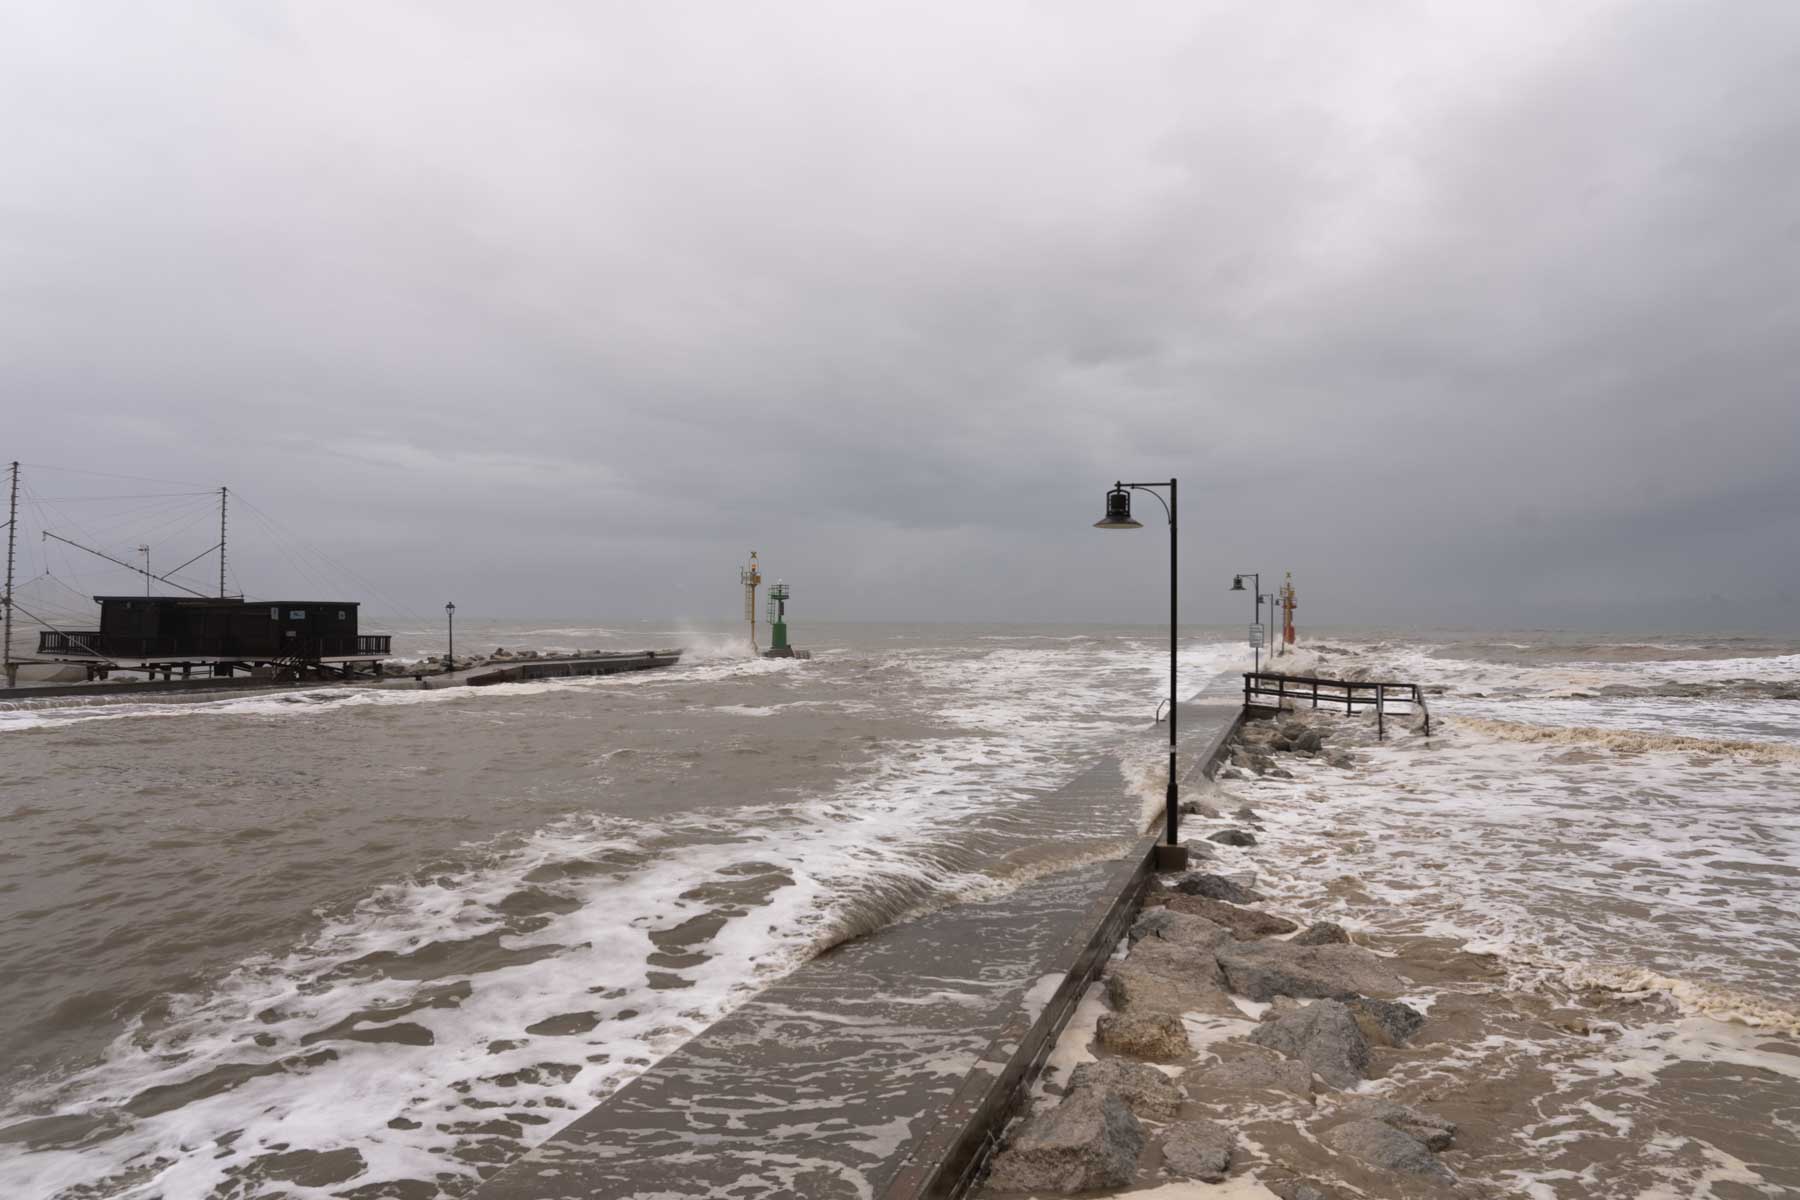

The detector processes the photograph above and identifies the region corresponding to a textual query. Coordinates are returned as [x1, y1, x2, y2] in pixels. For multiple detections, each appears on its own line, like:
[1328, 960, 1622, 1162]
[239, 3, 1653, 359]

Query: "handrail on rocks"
[1243, 670, 1430, 740]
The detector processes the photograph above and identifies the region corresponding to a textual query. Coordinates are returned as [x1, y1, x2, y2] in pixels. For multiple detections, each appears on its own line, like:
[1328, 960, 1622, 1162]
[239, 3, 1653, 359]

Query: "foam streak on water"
[0, 627, 1239, 1199]
[1202, 634, 1800, 1197]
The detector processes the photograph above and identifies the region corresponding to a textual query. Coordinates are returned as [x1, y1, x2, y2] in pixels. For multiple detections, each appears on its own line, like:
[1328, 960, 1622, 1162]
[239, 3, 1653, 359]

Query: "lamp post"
[1230, 573, 1274, 675]
[445, 601, 455, 670]
[1094, 478, 1185, 869]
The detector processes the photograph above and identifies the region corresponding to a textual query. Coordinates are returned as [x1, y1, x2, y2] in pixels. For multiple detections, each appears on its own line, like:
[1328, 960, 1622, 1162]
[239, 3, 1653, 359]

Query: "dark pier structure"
[462, 649, 682, 686]
[37, 595, 391, 681]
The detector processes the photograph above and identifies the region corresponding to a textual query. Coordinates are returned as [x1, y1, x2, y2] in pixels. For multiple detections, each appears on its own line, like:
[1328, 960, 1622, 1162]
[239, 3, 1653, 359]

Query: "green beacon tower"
[762, 581, 810, 659]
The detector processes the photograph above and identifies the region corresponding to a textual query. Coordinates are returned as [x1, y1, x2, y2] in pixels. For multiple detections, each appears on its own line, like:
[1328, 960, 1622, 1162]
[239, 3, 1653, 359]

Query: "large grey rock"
[1160, 1119, 1235, 1182]
[1321, 1119, 1454, 1181]
[1137, 909, 1235, 953]
[1163, 893, 1297, 939]
[1294, 728, 1325, 754]
[986, 1089, 1145, 1193]
[1173, 872, 1264, 904]
[1106, 958, 1240, 1021]
[1067, 1059, 1183, 1120]
[1097, 1009, 1191, 1061]
[1346, 997, 1426, 1047]
[1128, 906, 1181, 945]
[1123, 935, 1224, 993]
[1186, 1048, 1314, 1099]
[1269, 1181, 1332, 1200]
[1217, 941, 1406, 1001]
[1290, 921, 1350, 946]
[1105, 961, 1188, 1014]
[1247, 1000, 1371, 1089]
[1208, 828, 1258, 847]
[1338, 1098, 1455, 1151]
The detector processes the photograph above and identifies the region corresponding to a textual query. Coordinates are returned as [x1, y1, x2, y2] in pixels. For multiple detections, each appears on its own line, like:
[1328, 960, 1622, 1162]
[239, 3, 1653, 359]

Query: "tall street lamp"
[1094, 478, 1186, 870]
[445, 601, 455, 670]
[1230, 573, 1274, 675]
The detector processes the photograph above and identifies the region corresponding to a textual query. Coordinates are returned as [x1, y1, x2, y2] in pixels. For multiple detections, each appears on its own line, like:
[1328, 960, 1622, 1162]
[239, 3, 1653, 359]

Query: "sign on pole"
[1248, 624, 1264, 649]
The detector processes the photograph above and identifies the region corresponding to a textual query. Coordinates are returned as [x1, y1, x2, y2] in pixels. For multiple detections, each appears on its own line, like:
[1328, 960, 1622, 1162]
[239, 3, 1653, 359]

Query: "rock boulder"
[1163, 894, 1297, 940]
[1173, 872, 1264, 904]
[1346, 997, 1426, 1047]
[1321, 1119, 1453, 1181]
[986, 1089, 1145, 1193]
[1097, 1009, 1191, 1061]
[1217, 941, 1406, 1002]
[1337, 1098, 1455, 1151]
[1247, 1000, 1370, 1089]
[1186, 1048, 1314, 1099]
[1067, 1059, 1183, 1120]
[1160, 1119, 1235, 1182]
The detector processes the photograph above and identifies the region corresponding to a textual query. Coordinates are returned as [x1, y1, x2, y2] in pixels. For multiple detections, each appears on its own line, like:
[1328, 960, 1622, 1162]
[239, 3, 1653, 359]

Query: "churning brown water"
[0, 622, 1234, 1198]
[2, 623, 1797, 1198]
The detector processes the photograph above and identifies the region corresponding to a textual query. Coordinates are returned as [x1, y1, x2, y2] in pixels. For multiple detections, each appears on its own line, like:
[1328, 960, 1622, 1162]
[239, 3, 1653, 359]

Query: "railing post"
[1377, 687, 1385, 740]
[1244, 673, 1250, 709]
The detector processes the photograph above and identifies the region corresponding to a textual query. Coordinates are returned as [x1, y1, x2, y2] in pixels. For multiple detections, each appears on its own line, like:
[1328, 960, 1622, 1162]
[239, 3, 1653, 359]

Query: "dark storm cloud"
[3, 1, 1796, 629]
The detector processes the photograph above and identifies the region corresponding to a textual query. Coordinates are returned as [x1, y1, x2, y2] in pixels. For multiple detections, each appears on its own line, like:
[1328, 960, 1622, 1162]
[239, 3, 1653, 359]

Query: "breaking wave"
[1453, 714, 1800, 762]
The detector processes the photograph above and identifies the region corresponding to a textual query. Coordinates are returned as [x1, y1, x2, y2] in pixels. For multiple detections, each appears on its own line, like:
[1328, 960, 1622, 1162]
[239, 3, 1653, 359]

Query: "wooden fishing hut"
[37, 595, 391, 681]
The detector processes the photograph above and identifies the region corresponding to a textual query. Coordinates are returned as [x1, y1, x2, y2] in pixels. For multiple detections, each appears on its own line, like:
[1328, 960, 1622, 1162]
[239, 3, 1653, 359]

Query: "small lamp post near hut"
[445, 601, 455, 670]
[1093, 478, 1186, 870]
[1230, 573, 1273, 675]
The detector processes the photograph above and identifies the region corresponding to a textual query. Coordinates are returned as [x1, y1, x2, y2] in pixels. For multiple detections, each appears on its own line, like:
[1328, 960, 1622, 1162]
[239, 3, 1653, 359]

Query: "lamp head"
[1093, 486, 1142, 529]
[446, 601, 455, 613]
[1230, 575, 1246, 591]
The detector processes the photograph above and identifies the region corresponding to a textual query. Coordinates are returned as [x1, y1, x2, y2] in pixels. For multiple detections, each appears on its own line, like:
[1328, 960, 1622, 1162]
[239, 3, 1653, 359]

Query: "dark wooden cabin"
[38, 596, 390, 678]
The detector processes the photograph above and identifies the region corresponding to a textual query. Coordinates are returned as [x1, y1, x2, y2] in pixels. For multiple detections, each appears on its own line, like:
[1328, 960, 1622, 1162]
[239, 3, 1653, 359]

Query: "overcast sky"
[3, 1, 1796, 631]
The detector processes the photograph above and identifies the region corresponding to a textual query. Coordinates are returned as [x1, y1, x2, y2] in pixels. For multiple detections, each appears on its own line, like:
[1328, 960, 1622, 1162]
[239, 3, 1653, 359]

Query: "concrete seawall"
[474, 701, 1245, 1200]
[881, 703, 1246, 1200]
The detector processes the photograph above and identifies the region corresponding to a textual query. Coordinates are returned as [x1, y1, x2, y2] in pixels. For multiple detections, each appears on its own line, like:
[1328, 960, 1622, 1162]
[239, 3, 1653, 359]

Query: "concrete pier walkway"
[473, 700, 1243, 1200]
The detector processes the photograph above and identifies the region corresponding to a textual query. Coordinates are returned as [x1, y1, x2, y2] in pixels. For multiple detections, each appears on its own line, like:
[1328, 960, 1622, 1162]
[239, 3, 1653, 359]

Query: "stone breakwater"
[976, 712, 1480, 1199]
[975, 709, 1800, 1199]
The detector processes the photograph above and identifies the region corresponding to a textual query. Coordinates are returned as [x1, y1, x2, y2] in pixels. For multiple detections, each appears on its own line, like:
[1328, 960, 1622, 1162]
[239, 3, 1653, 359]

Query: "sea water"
[1, 623, 1795, 1197]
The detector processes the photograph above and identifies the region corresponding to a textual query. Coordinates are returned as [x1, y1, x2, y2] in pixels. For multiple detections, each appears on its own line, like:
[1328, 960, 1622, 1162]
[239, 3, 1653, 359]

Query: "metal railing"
[37, 630, 105, 656]
[1243, 671, 1430, 740]
[36, 632, 392, 660]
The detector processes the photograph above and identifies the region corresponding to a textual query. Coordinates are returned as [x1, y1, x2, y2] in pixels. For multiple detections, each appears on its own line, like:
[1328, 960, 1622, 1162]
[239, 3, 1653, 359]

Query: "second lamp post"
[1230, 573, 1273, 675]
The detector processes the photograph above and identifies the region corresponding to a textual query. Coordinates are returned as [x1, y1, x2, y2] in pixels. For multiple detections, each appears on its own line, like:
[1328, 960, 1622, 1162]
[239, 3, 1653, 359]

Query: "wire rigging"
[7, 465, 421, 643]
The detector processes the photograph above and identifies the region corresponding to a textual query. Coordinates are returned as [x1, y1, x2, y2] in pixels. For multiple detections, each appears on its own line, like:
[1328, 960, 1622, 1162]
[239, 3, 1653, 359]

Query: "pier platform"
[473, 700, 1243, 1200]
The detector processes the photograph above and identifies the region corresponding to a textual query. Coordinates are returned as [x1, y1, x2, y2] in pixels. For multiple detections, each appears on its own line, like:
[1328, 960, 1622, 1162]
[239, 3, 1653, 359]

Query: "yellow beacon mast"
[741, 551, 762, 655]
[1279, 572, 1297, 654]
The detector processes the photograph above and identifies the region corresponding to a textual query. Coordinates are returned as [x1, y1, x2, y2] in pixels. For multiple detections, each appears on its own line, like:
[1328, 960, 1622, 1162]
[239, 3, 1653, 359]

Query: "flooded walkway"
[473, 701, 1241, 1200]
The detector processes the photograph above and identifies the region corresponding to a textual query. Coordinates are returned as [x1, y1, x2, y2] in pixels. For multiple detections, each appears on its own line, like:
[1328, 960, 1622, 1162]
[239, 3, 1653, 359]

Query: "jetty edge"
[471, 700, 1244, 1200]
[460, 648, 681, 686]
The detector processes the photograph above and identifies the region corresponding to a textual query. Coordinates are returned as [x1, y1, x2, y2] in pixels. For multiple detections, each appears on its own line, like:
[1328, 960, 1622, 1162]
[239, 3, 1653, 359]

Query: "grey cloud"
[2, 1, 1796, 631]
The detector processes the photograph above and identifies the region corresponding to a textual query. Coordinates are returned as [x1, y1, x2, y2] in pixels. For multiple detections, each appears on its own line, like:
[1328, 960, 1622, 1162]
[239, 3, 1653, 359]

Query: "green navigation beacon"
[762, 580, 811, 659]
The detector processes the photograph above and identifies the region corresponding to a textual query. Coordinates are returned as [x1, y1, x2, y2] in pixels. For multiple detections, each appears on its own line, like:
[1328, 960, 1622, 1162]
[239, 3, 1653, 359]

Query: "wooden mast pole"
[4, 461, 17, 687]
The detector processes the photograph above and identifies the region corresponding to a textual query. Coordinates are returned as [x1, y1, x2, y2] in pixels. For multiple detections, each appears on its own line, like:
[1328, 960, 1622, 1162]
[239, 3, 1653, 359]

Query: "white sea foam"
[0, 635, 1243, 1199]
[1233, 643, 1800, 1027]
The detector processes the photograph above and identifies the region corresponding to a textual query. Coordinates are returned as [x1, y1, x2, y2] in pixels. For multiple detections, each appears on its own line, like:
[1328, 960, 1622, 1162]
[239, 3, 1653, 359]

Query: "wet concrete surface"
[472, 702, 1241, 1200]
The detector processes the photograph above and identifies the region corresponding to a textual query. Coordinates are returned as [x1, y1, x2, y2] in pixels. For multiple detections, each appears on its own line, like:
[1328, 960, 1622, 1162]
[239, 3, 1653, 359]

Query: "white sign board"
[1249, 624, 1265, 648]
